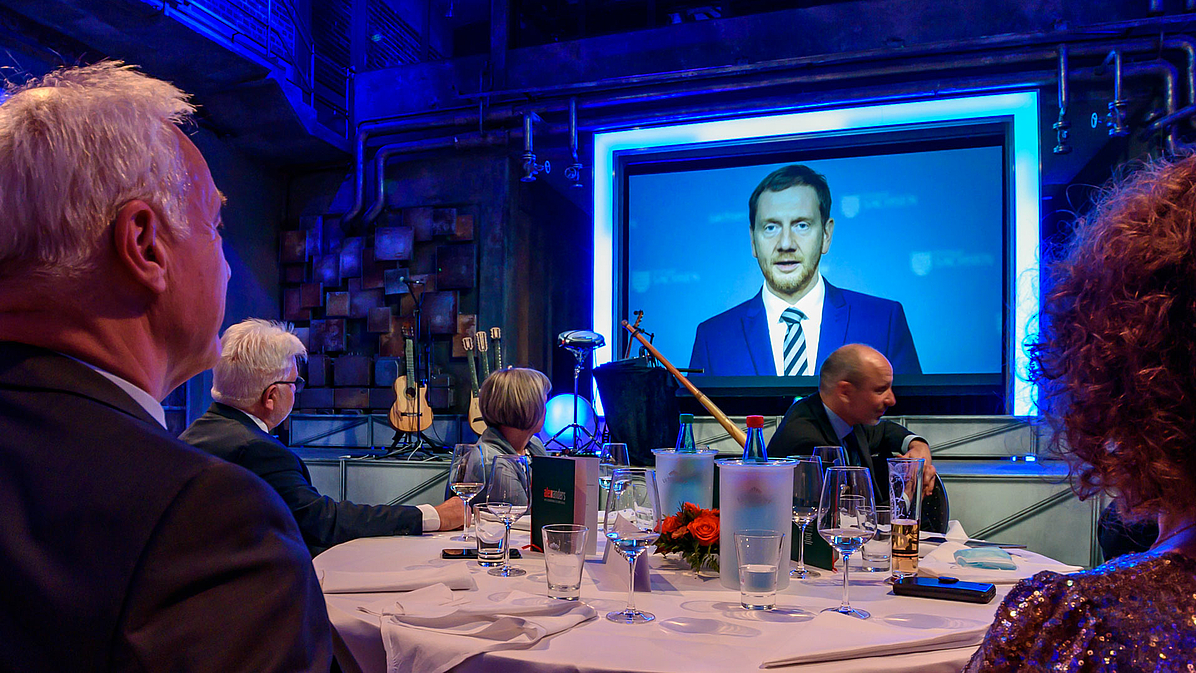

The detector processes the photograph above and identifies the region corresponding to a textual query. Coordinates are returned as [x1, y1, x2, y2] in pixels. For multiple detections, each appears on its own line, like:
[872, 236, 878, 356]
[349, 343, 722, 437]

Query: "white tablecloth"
[314, 533, 1010, 673]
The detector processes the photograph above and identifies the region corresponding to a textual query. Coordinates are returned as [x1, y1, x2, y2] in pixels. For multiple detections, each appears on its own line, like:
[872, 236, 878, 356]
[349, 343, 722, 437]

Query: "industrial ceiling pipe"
[360, 130, 510, 223]
[1055, 45, 1072, 154]
[338, 33, 1196, 221]
[564, 98, 584, 188]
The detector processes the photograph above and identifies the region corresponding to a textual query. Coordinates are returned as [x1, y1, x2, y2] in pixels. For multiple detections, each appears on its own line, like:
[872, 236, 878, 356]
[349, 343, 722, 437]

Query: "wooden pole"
[621, 320, 747, 448]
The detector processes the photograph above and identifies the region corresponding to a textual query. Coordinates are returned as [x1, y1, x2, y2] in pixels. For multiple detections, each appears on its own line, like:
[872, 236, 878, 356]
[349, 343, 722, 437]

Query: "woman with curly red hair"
[966, 156, 1196, 671]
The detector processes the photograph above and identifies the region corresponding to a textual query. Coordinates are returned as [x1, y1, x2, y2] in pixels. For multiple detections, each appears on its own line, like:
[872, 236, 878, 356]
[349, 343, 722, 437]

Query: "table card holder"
[652, 447, 718, 515]
[601, 512, 652, 591]
[715, 458, 796, 591]
[793, 520, 835, 570]
[531, 455, 599, 554]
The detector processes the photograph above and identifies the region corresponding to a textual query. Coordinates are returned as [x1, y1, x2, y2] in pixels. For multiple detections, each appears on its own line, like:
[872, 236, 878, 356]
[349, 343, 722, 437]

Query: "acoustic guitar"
[463, 335, 485, 435]
[389, 327, 433, 433]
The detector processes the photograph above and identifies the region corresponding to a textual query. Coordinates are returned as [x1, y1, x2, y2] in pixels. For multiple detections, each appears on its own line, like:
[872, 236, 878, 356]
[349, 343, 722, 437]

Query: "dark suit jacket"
[182, 403, 423, 556]
[766, 393, 916, 498]
[0, 342, 330, 672]
[689, 281, 921, 376]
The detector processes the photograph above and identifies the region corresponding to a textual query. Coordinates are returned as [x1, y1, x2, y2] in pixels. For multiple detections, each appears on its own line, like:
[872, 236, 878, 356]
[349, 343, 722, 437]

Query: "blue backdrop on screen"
[626, 147, 1004, 374]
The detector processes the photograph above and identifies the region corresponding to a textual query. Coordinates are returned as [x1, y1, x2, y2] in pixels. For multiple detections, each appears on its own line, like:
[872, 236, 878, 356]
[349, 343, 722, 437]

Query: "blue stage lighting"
[541, 394, 598, 446]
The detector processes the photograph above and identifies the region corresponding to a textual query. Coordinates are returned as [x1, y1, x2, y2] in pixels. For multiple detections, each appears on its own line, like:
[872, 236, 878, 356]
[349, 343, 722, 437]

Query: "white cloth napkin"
[373, 584, 596, 673]
[761, 611, 990, 667]
[919, 541, 1082, 584]
[318, 564, 476, 593]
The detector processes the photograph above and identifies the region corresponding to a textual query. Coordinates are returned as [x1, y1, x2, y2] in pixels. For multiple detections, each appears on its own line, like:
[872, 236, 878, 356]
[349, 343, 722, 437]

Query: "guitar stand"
[382, 277, 441, 460]
[384, 426, 441, 460]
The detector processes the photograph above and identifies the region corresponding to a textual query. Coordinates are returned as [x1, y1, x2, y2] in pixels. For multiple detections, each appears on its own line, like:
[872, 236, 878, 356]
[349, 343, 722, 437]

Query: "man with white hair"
[0, 63, 330, 669]
[182, 319, 464, 556]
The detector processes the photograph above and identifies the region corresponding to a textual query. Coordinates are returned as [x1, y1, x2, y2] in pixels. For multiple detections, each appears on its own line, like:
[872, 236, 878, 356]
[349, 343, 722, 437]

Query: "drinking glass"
[542, 524, 589, 601]
[603, 467, 662, 624]
[474, 504, 507, 566]
[736, 530, 784, 610]
[480, 454, 532, 577]
[861, 505, 892, 572]
[791, 457, 823, 579]
[598, 443, 630, 497]
[817, 466, 877, 619]
[888, 457, 925, 583]
[447, 443, 485, 542]
[814, 445, 848, 470]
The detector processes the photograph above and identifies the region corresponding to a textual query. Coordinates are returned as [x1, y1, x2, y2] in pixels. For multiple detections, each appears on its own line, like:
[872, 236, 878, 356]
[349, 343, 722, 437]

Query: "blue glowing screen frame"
[592, 92, 1040, 416]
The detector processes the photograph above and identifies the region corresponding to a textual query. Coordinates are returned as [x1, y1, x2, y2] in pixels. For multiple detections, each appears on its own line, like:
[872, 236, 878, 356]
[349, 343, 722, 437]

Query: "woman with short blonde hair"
[479, 367, 552, 432]
[458, 368, 552, 501]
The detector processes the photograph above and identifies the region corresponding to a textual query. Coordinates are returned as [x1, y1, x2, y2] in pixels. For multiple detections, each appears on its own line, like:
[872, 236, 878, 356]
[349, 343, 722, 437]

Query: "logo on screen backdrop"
[543, 488, 567, 503]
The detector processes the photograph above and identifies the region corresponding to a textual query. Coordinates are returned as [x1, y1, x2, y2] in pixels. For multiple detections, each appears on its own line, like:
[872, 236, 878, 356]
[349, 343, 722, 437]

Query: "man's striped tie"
[781, 307, 809, 376]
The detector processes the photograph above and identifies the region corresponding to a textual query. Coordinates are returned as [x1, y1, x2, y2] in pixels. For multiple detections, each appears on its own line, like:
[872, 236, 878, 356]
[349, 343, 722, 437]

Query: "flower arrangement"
[655, 502, 720, 572]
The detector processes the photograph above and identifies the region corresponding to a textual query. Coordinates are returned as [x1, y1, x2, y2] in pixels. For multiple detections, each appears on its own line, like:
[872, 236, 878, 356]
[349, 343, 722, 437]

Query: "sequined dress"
[965, 551, 1196, 671]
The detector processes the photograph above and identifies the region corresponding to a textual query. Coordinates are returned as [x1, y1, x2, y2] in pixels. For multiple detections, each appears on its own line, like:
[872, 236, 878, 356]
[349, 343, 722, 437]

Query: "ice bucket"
[716, 458, 796, 591]
[652, 448, 718, 515]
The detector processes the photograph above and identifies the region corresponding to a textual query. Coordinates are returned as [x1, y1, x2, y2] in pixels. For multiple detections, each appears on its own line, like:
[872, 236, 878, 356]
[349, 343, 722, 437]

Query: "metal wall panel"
[290, 413, 475, 449]
[344, 461, 449, 507]
[902, 416, 1038, 459]
[305, 459, 345, 501]
[937, 461, 1097, 568]
[692, 415, 778, 455]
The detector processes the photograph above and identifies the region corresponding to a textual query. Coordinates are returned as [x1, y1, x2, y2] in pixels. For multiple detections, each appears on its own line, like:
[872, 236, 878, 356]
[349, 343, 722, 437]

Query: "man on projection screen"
[689, 164, 921, 377]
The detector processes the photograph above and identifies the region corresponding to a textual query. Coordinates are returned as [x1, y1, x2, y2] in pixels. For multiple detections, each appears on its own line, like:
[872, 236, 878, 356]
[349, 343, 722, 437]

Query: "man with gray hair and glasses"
[0, 63, 330, 670]
[182, 319, 464, 557]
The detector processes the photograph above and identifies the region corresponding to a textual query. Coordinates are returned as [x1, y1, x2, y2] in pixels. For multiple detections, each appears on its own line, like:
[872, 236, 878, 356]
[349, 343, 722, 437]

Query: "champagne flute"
[814, 445, 848, 470]
[448, 443, 485, 542]
[480, 454, 531, 577]
[598, 442, 630, 495]
[817, 466, 877, 619]
[791, 457, 823, 578]
[603, 467, 662, 624]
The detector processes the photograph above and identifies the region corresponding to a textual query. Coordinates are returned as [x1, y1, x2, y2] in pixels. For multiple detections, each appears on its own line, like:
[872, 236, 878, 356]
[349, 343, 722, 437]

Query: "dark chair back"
[920, 474, 950, 533]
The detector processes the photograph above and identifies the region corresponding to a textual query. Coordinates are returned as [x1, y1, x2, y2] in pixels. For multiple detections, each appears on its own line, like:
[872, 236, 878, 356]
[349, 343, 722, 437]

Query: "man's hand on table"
[902, 440, 937, 497]
[434, 497, 465, 531]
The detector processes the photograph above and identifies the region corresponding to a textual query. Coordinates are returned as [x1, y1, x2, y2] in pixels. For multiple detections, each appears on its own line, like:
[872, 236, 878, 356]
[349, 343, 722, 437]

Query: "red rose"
[682, 502, 701, 518]
[688, 514, 719, 546]
[660, 515, 680, 536]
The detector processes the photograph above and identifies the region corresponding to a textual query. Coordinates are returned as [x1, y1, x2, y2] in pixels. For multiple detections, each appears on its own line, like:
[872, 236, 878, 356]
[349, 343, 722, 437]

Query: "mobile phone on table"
[892, 576, 996, 604]
[441, 548, 521, 560]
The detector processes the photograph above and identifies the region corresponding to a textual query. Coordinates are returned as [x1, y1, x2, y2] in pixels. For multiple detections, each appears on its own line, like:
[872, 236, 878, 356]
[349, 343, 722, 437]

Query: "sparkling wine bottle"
[742, 415, 767, 463]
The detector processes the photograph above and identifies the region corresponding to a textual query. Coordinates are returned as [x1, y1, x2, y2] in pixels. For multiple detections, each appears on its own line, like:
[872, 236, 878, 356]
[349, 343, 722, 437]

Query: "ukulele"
[489, 326, 503, 371]
[463, 336, 485, 435]
[389, 327, 433, 432]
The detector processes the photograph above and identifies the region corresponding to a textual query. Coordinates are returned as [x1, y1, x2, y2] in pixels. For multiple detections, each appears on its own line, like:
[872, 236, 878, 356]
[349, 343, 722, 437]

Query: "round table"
[315, 531, 1005, 673]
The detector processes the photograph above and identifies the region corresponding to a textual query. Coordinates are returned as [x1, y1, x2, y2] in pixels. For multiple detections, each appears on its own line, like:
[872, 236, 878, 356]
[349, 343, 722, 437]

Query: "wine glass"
[603, 467, 662, 624]
[814, 445, 848, 470]
[448, 443, 485, 542]
[791, 457, 824, 579]
[480, 454, 532, 577]
[817, 466, 877, 619]
[598, 442, 630, 497]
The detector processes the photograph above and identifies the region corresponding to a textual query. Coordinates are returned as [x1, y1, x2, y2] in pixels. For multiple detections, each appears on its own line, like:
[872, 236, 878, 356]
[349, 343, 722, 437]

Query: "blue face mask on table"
[953, 547, 1017, 570]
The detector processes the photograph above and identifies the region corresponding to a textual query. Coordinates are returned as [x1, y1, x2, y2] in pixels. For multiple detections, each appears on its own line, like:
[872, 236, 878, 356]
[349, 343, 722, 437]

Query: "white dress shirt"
[761, 274, 826, 376]
[71, 359, 167, 429]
